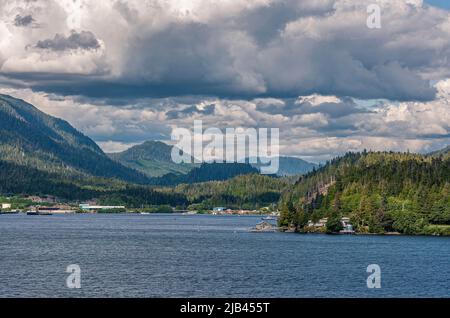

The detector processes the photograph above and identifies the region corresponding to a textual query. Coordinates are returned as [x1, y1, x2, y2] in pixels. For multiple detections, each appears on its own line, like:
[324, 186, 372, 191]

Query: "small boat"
[38, 212, 53, 216]
[261, 216, 277, 221]
[140, 212, 151, 215]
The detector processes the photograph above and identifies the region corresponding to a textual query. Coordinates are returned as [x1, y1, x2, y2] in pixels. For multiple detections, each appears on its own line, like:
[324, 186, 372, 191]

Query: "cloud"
[0, 0, 449, 162]
[0, 0, 449, 101]
[35, 30, 101, 51]
[14, 14, 34, 27]
[96, 141, 139, 153]
[165, 104, 216, 119]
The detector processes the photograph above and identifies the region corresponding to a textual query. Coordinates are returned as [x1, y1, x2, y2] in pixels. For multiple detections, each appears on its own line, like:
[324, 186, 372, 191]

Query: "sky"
[425, 0, 450, 10]
[0, 0, 449, 163]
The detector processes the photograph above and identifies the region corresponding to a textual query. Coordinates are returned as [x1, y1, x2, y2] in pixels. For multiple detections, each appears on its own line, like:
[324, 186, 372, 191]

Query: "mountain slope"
[0, 94, 148, 183]
[109, 141, 197, 177]
[175, 173, 291, 209]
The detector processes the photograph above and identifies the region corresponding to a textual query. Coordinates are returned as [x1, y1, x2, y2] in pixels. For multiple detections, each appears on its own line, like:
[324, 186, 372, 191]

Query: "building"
[79, 204, 126, 211]
[213, 207, 227, 212]
[307, 218, 328, 228]
[307, 217, 354, 232]
[340, 217, 355, 234]
[1, 203, 12, 209]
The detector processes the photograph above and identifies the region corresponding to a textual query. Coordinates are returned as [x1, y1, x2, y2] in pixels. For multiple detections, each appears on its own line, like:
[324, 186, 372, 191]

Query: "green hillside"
[280, 151, 450, 235]
[148, 162, 260, 186]
[175, 173, 292, 209]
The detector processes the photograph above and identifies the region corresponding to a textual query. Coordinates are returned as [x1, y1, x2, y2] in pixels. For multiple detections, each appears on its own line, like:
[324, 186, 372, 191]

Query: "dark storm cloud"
[255, 97, 370, 118]
[35, 31, 101, 51]
[14, 14, 34, 27]
[165, 104, 215, 119]
[1, 0, 449, 102]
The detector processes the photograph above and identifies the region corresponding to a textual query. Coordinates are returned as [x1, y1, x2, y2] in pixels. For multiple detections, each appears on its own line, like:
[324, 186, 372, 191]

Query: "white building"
[79, 204, 125, 211]
[1, 203, 12, 209]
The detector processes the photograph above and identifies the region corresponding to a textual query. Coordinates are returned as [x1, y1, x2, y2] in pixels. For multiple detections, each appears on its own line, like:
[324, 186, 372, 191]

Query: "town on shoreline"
[2, 194, 449, 236]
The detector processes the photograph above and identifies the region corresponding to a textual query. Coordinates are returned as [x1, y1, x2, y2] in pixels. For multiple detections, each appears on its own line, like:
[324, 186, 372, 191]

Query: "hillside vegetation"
[280, 151, 450, 235]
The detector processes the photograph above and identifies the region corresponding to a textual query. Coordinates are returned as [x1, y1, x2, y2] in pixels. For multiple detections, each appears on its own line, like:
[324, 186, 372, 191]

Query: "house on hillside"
[1, 203, 12, 210]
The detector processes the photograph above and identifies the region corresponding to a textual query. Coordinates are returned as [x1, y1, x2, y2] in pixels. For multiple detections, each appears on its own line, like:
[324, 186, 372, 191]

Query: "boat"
[261, 216, 277, 221]
[38, 212, 53, 216]
[182, 211, 197, 215]
[26, 211, 52, 216]
[0, 209, 20, 215]
[140, 212, 151, 215]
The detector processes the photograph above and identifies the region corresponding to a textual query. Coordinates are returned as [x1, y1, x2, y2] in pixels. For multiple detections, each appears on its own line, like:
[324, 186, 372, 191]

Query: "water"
[0, 213, 449, 298]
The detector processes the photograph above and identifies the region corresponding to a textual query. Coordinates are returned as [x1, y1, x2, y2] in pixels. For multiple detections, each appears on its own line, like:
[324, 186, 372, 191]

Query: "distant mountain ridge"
[0, 94, 149, 183]
[248, 156, 318, 176]
[429, 145, 450, 158]
[148, 162, 260, 186]
[111, 140, 318, 177]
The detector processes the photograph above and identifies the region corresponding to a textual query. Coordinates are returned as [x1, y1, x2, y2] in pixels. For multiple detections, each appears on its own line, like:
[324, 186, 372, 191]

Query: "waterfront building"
[79, 204, 126, 211]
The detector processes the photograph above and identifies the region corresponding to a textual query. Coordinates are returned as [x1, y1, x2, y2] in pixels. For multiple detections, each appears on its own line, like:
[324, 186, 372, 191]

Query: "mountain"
[148, 162, 260, 186]
[109, 140, 197, 177]
[249, 156, 318, 176]
[429, 145, 450, 158]
[175, 173, 291, 209]
[0, 94, 148, 183]
[280, 151, 450, 235]
[110, 140, 318, 177]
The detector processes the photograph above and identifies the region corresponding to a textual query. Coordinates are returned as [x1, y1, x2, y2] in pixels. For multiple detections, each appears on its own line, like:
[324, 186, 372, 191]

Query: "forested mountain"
[109, 140, 197, 177]
[0, 159, 187, 206]
[0, 94, 149, 183]
[175, 173, 291, 209]
[280, 151, 450, 235]
[148, 162, 260, 186]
